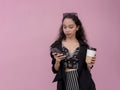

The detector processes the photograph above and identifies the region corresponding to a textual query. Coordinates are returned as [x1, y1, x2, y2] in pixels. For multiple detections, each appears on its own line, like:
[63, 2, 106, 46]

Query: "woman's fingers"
[91, 56, 96, 64]
[57, 54, 66, 60]
[86, 56, 96, 64]
[52, 52, 57, 55]
[52, 53, 66, 61]
[56, 53, 63, 57]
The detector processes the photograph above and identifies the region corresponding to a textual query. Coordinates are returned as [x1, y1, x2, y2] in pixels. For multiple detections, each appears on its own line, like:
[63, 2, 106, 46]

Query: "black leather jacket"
[50, 41, 96, 90]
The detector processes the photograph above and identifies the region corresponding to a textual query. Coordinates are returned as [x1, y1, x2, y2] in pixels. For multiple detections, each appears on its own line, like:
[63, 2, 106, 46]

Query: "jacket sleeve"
[50, 51, 58, 74]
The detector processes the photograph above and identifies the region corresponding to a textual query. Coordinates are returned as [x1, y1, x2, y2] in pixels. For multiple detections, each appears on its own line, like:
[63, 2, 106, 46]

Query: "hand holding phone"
[51, 48, 65, 62]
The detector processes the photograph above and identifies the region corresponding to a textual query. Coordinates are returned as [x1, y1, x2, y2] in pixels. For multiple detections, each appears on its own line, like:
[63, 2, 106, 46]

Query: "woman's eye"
[69, 26, 73, 29]
[63, 26, 67, 29]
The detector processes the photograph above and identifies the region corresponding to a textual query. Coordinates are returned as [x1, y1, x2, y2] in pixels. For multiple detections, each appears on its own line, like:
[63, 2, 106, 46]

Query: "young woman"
[50, 13, 96, 90]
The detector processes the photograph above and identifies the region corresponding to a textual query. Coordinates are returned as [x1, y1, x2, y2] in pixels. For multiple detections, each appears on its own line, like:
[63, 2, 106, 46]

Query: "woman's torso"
[62, 40, 80, 72]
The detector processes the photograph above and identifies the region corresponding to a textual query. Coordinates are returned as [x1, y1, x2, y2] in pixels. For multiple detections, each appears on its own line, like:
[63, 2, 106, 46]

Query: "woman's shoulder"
[79, 41, 89, 48]
[50, 40, 62, 48]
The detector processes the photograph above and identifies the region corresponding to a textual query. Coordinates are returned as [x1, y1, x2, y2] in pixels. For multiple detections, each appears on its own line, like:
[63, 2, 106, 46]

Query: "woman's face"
[63, 18, 79, 39]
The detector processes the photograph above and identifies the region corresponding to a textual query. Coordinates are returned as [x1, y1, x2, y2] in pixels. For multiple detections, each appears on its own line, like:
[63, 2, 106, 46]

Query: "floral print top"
[62, 46, 80, 69]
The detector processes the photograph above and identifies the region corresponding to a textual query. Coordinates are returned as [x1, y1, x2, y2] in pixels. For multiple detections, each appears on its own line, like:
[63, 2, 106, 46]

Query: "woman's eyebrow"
[63, 24, 75, 26]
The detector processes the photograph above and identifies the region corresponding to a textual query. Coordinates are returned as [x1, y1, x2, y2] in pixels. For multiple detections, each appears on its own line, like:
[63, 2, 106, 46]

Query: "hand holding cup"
[86, 47, 96, 64]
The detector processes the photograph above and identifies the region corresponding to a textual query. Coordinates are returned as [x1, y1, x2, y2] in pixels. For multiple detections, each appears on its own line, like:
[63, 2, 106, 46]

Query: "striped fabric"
[65, 70, 79, 90]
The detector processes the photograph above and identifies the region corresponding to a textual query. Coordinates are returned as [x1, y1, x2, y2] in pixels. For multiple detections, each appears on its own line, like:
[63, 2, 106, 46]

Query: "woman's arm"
[51, 52, 65, 73]
[54, 61, 60, 71]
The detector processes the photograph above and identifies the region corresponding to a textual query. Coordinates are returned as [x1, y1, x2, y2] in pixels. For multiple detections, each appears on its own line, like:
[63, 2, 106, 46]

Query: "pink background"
[0, 0, 120, 90]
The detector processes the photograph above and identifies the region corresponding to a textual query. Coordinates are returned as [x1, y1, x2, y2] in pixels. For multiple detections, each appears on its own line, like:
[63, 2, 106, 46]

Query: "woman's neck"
[64, 37, 78, 43]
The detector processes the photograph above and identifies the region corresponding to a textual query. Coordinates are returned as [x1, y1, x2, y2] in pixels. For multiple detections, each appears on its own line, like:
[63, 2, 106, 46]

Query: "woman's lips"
[66, 33, 71, 35]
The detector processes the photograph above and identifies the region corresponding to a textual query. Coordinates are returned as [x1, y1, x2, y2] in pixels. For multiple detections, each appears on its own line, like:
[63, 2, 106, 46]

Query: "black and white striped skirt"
[65, 70, 79, 90]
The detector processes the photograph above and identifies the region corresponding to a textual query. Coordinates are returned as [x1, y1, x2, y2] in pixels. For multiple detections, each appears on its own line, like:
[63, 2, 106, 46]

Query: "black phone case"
[51, 48, 62, 54]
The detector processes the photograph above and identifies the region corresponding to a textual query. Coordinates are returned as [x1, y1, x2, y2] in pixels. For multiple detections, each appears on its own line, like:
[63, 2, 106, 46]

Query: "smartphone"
[51, 48, 62, 54]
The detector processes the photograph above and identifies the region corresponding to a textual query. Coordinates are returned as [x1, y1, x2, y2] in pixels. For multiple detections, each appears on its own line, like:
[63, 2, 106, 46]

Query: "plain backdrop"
[0, 0, 120, 90]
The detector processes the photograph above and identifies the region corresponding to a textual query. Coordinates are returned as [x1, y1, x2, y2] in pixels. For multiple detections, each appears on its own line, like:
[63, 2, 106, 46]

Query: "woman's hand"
[86, 56, 96, 64]
[52, 52, 66, 62]
[86, 56, 96, 70]
[52, 52, 66, 71]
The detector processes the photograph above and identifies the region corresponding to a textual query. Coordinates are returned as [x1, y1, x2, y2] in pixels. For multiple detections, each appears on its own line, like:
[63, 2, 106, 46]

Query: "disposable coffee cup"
[87, 47, 96, 57]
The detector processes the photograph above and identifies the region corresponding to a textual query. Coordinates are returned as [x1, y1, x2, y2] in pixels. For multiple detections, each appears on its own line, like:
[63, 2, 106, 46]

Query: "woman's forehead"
[63, 18, 75, 25]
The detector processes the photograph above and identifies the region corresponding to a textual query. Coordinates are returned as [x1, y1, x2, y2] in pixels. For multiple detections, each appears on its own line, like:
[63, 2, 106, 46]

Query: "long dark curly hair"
[51, 13, 88, 47]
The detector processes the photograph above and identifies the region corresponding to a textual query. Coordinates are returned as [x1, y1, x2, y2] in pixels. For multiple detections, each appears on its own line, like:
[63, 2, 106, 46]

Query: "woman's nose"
[65, 28, 70, 32]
